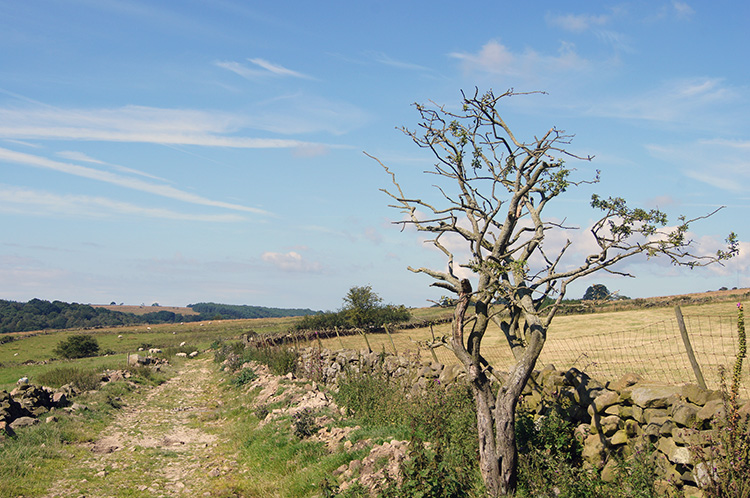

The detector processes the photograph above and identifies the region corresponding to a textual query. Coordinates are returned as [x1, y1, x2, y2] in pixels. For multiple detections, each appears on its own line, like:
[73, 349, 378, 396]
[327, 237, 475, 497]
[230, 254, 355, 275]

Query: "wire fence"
[309, 312, 749, 400]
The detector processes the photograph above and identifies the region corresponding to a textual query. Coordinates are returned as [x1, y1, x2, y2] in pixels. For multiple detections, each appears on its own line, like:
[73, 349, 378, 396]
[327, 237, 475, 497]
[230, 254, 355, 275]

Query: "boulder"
[9, 416, 39, 430]
[671, 401, 701, 427]
[630, 385, 682, 409]
[581, 434, 606, 469]
[591, 390, 620, 413]
[657, 437, 693, 465]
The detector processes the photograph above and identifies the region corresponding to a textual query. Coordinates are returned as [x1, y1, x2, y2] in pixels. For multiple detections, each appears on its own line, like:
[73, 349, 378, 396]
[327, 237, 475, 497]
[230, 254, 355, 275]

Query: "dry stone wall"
[298, 347, 750, 497]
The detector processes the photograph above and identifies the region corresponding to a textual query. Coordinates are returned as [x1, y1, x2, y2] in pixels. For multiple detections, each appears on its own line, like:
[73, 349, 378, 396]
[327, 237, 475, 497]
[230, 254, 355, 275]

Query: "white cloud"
[449, 39, 591, 80]
[0, 184, 246, 222]
[0, 148, 270, 214]
[261, 251, 323, 273]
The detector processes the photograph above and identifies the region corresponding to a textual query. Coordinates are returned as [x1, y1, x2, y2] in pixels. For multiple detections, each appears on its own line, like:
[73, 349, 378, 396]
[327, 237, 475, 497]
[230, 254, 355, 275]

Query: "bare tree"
[371, 89, 738, 496]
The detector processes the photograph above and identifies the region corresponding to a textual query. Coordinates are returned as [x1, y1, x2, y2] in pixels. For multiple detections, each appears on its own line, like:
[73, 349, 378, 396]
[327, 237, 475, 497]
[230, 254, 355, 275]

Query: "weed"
[230, 368, 257, 387]
[380, 436, 467, 498]
[247, 344, 299, 376]
[293, 408, 320, 439]
[692, 303, 750, 498]
[254, 404, 269, 420]
[333, 366, 409, 427]
[125, 364, 165, 385]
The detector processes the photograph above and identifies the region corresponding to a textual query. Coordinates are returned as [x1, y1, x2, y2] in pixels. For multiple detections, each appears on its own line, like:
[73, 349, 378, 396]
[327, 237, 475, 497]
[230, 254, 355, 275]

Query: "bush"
[53, 335, 100, 359]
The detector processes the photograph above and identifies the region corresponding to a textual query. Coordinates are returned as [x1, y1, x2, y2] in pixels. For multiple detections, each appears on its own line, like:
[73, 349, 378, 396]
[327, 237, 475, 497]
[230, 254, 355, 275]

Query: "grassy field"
[92, 304, 200, 315]
[2, 289, 748, 395]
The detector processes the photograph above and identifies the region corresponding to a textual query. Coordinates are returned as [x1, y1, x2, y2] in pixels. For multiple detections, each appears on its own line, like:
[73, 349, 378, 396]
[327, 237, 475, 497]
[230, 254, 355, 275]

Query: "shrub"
[53, 335, 99, 359]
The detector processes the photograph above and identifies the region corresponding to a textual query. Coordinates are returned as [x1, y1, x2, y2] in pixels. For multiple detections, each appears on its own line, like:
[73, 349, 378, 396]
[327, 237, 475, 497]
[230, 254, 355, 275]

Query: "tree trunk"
[495, 390, 519, 495]
[472, 372, 501, 497]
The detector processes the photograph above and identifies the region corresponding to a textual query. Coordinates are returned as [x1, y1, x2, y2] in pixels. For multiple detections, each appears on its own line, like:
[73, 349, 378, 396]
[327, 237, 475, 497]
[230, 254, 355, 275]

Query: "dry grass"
[308, 297, 750, 399]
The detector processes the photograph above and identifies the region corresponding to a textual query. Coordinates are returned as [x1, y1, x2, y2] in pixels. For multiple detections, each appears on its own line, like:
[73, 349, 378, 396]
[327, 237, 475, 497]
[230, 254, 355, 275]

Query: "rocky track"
[43, 357, 236, 498]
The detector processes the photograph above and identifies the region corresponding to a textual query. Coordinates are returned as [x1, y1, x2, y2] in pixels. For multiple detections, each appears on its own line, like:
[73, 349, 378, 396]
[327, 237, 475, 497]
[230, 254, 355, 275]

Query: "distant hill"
[187, 302, 318, 319]
[0, 298, 320, 334]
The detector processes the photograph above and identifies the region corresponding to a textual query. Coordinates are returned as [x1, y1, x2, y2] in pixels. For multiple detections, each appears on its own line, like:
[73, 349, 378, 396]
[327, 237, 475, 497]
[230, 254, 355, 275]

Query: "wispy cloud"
[216, 58, 315, 80]
[261, 251, 323, 273]
[56, 150, 168, 181]
[0, 184, 246, 222]
[0, 105, 316, 149]
[646, 139, 750, 193]
[672, 1, 695, 19]
[584, 77, 742, 127]
[369, 51, 430, 71]
[0, 147, 270, 214]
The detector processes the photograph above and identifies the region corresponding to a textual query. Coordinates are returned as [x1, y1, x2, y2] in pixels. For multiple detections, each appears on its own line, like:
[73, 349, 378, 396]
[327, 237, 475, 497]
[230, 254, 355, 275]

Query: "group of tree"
[187, 302, 317, 320]
[374, 89, 737, 495]
[294, 285, 411, 331]
[0, 298, 320, 334]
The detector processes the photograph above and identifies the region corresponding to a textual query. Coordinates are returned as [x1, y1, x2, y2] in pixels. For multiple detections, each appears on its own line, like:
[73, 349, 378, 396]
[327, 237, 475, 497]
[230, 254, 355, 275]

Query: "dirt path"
[44, 357, 236, 498]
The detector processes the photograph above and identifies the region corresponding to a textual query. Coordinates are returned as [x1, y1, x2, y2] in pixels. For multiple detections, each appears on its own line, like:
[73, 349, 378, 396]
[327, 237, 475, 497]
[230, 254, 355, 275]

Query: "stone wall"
[297, 347, 750, 497]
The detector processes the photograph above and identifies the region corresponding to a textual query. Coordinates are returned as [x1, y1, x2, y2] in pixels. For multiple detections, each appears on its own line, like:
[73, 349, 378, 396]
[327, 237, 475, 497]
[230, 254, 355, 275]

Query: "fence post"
[359, 328, 372, 353]
[384, 324, 397, 355]
[674, 305, 707, 389]
[334, 327, 345, 350]
[428, 324, 440, 363]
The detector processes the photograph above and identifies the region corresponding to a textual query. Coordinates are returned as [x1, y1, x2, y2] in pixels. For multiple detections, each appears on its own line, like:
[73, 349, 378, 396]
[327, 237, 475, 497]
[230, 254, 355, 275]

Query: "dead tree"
[371, 88, 738, 496]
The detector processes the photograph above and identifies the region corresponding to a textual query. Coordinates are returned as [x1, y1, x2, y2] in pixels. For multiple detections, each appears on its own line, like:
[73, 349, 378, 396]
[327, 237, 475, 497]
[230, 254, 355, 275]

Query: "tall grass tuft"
[36, 366, 101, 391]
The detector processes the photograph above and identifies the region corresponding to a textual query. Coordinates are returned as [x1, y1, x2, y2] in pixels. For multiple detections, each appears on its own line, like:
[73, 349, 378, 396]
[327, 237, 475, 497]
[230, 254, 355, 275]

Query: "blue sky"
[1, 0, 748, 310]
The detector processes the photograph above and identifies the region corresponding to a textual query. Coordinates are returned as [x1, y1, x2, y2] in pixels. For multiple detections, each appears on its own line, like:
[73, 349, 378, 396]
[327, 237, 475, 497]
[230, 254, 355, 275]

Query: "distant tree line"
[0, 298, 319, 334]
[187, 302, 317, 320]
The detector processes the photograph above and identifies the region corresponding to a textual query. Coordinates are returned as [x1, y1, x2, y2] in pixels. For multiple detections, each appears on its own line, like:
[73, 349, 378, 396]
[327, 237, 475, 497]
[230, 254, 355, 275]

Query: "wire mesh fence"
[309, 312, 749, 400]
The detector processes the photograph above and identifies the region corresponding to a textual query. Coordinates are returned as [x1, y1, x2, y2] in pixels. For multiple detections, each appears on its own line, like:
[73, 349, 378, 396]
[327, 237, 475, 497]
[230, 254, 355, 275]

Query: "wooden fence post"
[359, 328, 372, 353]
[675, 305, 707, 389]
[384, 325, 397, 355]
[335, 327, 345, 350]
